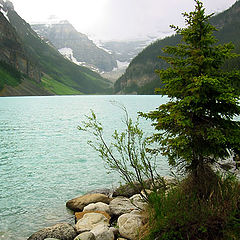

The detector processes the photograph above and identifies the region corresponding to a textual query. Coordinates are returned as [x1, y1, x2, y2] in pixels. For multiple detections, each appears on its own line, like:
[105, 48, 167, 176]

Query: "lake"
[0, 95, 170, 240]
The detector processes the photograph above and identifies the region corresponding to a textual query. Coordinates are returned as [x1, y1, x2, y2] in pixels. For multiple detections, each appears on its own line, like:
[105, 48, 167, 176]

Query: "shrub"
[79, 105, 166, 202]
[144, 173, 240, 240]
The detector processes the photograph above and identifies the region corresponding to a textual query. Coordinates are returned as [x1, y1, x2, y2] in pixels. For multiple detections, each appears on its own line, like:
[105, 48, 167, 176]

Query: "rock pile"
[27, 178, 176, 240]
[28, 191, 147, 240]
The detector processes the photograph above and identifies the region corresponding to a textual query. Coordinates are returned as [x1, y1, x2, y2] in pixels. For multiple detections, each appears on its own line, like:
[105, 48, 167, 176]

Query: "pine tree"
[143, 0, 240, 178]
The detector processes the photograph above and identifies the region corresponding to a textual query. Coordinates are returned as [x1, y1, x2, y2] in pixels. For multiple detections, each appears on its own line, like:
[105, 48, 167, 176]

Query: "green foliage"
[140, 2, 240, 239]
[0, 61, 22, 90]
[41, 75, 82, 95]
[142, 0, 240, 173]
[114, 35, 181, 94]
[145, 174, 240, 240]
[116, 1, 240, 95]
[138, 78, 164, 95]
[79, 105, 165, 201]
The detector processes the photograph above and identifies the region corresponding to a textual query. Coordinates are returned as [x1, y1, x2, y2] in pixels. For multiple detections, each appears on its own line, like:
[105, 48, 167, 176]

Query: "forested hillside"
[115, 1, 240, 94]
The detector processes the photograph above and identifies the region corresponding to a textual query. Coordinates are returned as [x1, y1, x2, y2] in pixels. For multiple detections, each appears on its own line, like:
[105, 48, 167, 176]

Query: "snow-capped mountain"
[31, 19, 117, 72]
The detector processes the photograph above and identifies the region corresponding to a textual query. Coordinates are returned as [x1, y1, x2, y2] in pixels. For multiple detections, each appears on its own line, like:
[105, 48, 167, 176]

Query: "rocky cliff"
[32, 20, 117, 72]
[0, 0, 112, 96]
[0, 0, 41, 82]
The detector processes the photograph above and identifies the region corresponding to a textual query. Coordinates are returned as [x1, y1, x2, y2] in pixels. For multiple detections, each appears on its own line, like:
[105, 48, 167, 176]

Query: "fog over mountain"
[11, 0, 236, 42]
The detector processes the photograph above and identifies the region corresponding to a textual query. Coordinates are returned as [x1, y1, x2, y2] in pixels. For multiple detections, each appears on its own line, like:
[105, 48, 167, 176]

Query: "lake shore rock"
[27, 223, 77, 240]
[130, 194, 148, 210]
[90, 224, 115, 240]
[66, 193, 111, 212]
[29, 180, 169, 240]
[109, 196, 136, 216]
[112, 183, 143, 198]
[45, 238, 61, 240]
[74, 231, 96, 240]
[117, 210, 144, 240]
[75, 211, 111, 223]
[75, 212, 109, 233]
[86, 188, 114, 198]
[83, 202, 111, 215]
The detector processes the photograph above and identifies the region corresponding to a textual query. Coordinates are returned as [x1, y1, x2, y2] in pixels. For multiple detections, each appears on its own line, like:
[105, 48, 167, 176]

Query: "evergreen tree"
[143, 0, 240, 178]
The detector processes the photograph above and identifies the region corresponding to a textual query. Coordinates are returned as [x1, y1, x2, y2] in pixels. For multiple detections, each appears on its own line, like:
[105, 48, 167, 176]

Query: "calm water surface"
[0, 95, 169, 240]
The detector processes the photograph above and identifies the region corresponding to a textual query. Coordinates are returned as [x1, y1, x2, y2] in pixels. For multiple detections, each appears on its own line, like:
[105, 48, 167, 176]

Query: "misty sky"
[10, 0, 237, 41]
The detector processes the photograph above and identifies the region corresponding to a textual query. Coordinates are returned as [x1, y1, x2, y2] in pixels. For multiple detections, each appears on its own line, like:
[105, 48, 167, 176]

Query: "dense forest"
[115, 1, 240, 94]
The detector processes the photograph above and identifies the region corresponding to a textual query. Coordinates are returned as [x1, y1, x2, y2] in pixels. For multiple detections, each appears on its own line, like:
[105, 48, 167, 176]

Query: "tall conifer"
[143, 0, 240, 176]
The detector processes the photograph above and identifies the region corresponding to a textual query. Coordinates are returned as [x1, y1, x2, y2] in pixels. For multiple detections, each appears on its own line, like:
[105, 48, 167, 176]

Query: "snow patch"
[0, 5, 10, 22]
[117, 60, 129, 69]
[58, 47, 100, 73]
[87, 37, 114, 55]
[58, 47, 80, 65]
[97, 45, 113, 54]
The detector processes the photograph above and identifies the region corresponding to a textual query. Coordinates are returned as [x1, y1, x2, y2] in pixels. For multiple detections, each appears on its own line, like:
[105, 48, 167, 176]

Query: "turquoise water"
[0, 95, 169, 240]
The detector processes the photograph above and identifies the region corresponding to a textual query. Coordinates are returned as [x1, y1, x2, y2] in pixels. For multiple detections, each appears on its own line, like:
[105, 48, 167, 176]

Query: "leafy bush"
[145, 173, 240, 240]
[79, 105, 165, 202]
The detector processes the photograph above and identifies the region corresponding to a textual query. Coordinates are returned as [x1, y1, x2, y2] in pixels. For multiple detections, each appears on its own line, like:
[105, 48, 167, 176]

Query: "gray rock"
[83, 202, 111, 215]
[164, 176, 178, 186]
[90, 224, 114, 240]
[130, 194, 148, 210]
[74, 232, 96, 240]
[44, 238, 61, 240]
[75, 211, 111, 223]
[86, 188, 113, 197]
[117, 211, 143, 240]
[113, 183, 142, 198]
[27, 223, 77, 240]
[109, 196, 136, 216]
[109, 227, 119, 237]
[66, 193, 110, 212]
[75, 213, 109, 233]
[44, 239, 61, 240]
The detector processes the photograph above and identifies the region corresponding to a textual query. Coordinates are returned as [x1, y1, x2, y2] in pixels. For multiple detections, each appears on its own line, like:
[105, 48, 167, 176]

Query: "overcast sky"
[10, 0, 237, 41]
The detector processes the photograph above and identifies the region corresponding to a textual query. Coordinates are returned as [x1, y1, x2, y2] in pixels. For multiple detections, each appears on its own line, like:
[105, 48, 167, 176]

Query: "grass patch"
[41, 75, 83, 95]
[143, 171, 240, 240]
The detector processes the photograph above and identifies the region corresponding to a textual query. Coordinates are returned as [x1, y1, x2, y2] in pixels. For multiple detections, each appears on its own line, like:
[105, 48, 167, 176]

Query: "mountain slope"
[114, 35, 181, 94]
[0, 1, 51, 95]
[115, 1, 240, 94]
[32, 21, 117, 72]
[0, 0, 112, 96]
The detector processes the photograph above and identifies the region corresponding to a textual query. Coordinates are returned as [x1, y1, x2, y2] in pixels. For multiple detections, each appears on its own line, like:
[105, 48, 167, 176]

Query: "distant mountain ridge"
[32, 16, 172, 82]
[115, 1, 240, 94]
[31, 20, 117, 72]
[0, 0, 112, 96]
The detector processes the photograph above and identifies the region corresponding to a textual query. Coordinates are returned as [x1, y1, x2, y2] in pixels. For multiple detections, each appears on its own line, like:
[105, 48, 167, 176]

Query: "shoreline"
[27, 182, 155, 240]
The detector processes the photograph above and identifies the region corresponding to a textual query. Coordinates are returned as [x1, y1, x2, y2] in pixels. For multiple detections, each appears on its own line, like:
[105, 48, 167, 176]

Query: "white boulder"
[91, 224, 114, 240]
[109, 196, 136, 216]
[75, 213, 109, 233]
[117, 211, 143, 240]
[83, 202, 111, 215]
[74, 232, 96, 240]
[130, 194, 148, 210]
